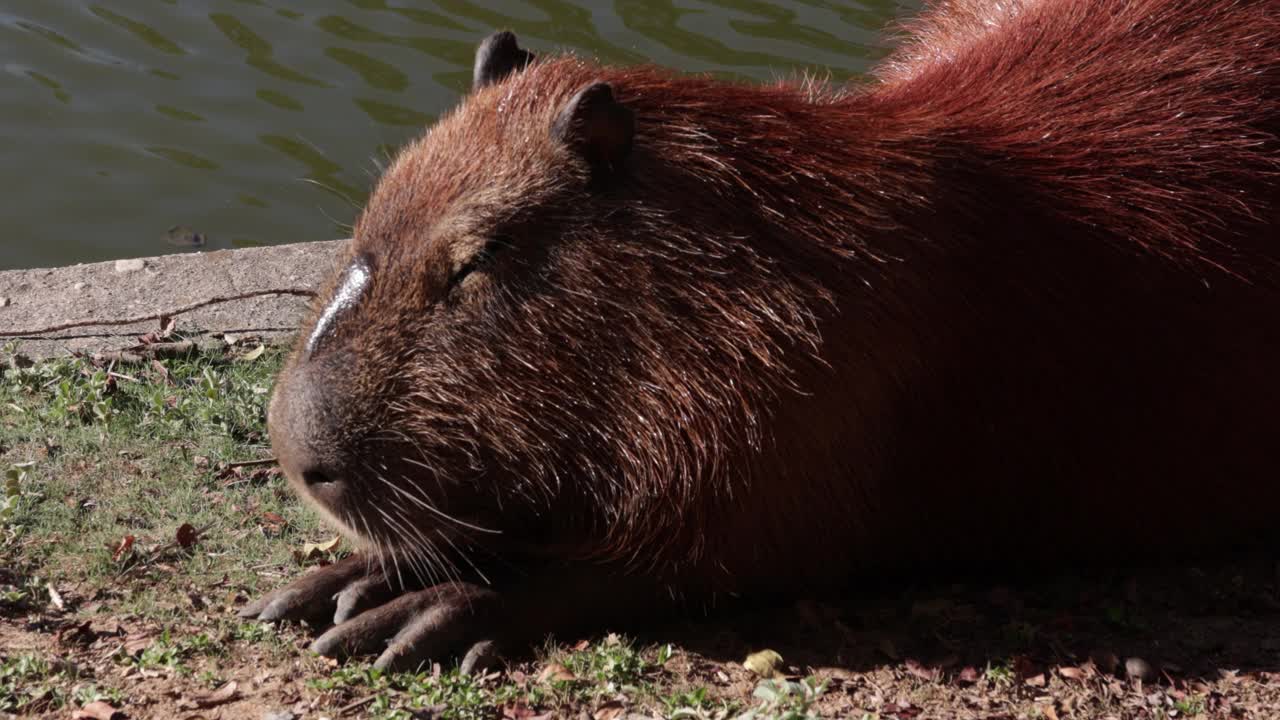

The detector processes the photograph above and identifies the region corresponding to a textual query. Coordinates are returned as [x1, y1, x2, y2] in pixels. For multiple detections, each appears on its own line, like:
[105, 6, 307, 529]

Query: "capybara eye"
[447, 235, 513, 292]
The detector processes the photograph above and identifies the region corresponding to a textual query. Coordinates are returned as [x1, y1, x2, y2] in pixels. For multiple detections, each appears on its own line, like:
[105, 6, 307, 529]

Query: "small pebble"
[114, 258, 146, 273]
[1124, 656, 1156, 682]
[262, 712, 295, 720]
[72, 282, 86, 291]
[0, 296, 9, 307]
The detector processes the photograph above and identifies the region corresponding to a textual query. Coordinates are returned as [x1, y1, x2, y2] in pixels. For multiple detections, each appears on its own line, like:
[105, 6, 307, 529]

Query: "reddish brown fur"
[269, 0, 1280, 611]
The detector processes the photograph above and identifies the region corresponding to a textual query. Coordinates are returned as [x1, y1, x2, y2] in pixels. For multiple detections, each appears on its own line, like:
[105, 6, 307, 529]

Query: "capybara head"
[268, 34, 843, 578]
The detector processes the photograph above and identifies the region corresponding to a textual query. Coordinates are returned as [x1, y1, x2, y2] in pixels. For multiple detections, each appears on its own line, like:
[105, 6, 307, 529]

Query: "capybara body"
[254, 0, 1280, 665]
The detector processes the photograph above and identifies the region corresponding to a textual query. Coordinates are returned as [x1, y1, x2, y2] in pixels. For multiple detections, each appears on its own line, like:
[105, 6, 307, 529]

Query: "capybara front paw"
[308, 582, 504, 673]
[239, 553, 394, 626]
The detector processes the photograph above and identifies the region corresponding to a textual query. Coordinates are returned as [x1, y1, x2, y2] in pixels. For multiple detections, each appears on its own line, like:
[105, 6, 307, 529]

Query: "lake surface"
[1, 0, 918, 270]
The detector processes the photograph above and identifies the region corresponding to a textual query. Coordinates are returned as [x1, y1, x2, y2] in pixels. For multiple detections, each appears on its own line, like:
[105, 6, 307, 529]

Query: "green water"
[1, 1, 916, 270]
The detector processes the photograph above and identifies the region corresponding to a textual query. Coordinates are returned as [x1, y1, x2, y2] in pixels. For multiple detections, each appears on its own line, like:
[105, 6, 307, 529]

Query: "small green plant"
[72, 683, 126, 707]
[0, 654, 78, 712]
[666, 685, 740, 718]
[1, 462, 32, 527]
[308, 663, 524, 720]
[1173, 695, 1206, 716]
[123, 630, 225, 674]
[986, 662, 1015, 684]
[735, 677, 827, 720]
[559, 634, 651, 690]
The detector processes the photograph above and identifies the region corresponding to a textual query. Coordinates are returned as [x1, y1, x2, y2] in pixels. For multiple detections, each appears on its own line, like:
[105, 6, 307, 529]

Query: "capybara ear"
[473, 31, 535, 90]
[550, 82, 635, 170]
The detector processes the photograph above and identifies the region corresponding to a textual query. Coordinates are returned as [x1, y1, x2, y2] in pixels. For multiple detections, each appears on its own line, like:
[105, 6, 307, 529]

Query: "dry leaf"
[109, 535, 135, 562]
[957, 666, 980, 684]
[1012, 655, 1038, 679]
[592, 701, 626, 720]
[536, 663, 575, 683]
[72, 700, 126, 720]
[1058, 666, 1087, 681]
[881, 701, 921, 718]
[175, 523, 198, 548]
[295, 536, 342, 562]
[240, 344, 266, 362]
[743, 649, 784, 678]
[46, 582, 65, 611]
[1025, 673, 1047, 687]
[193, 681, 239, 708]
[137, 316, 177, 345]
[905, 659, 941, 682]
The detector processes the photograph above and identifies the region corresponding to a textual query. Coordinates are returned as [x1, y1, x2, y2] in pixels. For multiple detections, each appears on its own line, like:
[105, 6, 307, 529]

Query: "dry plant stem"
[0, 289, 317, 337]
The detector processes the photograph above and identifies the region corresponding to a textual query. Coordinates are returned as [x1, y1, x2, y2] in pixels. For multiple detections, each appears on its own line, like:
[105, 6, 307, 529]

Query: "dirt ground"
[3, 555, 1280, 719]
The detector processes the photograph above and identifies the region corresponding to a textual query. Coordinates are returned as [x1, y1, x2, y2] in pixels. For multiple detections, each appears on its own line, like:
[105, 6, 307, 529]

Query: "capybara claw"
[241, 553, 381, 626]
[308, 582, 503, 672]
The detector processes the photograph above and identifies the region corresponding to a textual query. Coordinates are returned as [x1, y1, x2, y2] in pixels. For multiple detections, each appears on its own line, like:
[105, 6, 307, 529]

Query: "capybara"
[243, 0, 1280, 670]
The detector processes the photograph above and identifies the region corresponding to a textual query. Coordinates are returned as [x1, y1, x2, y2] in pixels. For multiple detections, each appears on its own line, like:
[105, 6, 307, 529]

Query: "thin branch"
[0, 289, 316, 338]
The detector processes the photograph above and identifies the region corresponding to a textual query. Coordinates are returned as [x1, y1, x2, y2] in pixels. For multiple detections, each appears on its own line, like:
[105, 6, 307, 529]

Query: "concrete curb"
[0, 241, 349, 360]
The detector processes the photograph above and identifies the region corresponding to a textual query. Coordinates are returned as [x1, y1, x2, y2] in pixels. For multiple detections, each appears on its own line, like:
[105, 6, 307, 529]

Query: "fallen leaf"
[193, 681, 239, 708]
[1039, 703, 1060, 720]
[571, 639, 591, 652]
[123, 631, 157, 657]
[743, 649, 784, 679]
[294, 536, 342, 563]
[57, 621, 94, 645]
[109, 535, 135, 562]
[137, 316, 177, 345]
[46, 582, 65, 611]
[536, 663, 575, 683]
[957, 667, 980, 684]
[72, 700, 126, 720]
[1025, 673, 1047, 687]
[905, 659, 941, 682]
[1012, 655, 1038, 679]
[592, 701, 626, 720]
[240, 343, 267, 362]
[175, 523, 198, 548]
[1058, 666, 1087, 681]
[881, 701, 921, 718]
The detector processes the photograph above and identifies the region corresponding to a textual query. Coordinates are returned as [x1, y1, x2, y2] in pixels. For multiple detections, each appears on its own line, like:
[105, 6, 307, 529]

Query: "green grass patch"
[0, 653, 124, 714]
[0, 341, 325, 618]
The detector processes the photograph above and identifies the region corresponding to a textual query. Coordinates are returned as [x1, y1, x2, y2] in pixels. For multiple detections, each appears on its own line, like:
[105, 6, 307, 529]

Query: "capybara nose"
[268, 362, 354, 507]
[301, 468, 337, 487]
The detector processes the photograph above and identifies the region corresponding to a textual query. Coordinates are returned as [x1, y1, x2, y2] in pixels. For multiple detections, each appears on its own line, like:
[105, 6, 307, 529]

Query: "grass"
[2, 339, 1278, 719]
[0, 341, 325, 614]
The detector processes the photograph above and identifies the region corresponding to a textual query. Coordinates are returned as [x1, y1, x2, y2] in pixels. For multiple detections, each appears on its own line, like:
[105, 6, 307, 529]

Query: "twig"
[226, 457, 278, 469]
[339, 696, 376, 716]
[0, 288, 316, 337]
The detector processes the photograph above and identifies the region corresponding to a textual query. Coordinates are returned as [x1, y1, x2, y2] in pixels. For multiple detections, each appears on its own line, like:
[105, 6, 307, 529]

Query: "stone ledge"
[0, 241, 349, 359]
